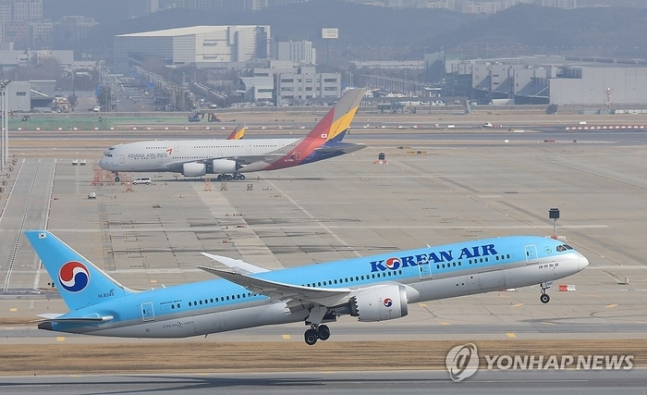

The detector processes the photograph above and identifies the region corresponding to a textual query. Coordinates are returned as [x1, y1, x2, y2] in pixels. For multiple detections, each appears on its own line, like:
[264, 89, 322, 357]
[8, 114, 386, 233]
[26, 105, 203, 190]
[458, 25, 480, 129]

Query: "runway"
[0, 370, 645, 395]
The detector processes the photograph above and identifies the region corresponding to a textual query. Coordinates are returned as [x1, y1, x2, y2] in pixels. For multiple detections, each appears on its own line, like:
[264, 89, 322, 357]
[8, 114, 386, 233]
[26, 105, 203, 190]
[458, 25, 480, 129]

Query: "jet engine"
[349, 284, 408, 322]
[182, 162, 206, 177]
[211, 159, 239, 173]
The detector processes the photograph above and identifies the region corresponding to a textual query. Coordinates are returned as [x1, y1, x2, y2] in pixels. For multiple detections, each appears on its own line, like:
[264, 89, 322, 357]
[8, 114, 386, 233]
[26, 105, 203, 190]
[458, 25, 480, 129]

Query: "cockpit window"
[556, 244, 573, 252]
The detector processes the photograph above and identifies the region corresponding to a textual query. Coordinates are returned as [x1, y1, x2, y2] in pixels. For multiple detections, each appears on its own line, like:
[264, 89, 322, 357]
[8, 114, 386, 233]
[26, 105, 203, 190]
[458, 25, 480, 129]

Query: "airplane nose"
[578, 253, 589, 271]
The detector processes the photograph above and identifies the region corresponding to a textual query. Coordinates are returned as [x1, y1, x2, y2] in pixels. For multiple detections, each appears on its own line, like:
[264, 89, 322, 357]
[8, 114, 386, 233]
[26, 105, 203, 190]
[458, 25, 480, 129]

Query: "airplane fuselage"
[99, 138, 300, 174]
[40, 235, 588, 338]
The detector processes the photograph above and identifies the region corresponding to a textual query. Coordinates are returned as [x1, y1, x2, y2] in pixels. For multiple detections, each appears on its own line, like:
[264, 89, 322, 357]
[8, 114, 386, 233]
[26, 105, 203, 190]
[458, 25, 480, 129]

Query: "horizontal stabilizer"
[201, 253, 269, 275]
[315, 142, 366, 155]
[197, 266, 350, 302]
[36, 314, 114, 323]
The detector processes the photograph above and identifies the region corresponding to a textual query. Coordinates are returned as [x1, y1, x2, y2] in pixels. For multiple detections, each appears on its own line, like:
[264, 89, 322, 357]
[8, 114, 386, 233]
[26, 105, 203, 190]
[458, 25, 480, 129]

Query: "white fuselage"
[99, 138, 300, 173]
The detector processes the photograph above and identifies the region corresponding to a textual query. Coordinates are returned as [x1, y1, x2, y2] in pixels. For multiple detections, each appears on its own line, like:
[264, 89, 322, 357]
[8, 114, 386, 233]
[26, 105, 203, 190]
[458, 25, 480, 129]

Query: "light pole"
[0, 80, 10, 171]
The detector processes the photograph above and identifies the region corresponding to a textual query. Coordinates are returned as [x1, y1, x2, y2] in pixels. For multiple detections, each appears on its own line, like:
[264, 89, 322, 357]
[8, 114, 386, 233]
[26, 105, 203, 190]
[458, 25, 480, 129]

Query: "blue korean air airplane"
[25, 230, 588, 345]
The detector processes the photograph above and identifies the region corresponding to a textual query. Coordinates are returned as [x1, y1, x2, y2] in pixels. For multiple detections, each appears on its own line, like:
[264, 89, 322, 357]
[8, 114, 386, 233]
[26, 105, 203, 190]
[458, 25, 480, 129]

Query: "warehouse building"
[428, 54, 647, 107]
[114, 25, 271, 73]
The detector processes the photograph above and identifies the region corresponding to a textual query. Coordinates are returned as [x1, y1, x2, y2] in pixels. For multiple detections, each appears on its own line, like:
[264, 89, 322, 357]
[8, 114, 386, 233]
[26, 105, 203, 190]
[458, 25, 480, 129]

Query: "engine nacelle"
[211, 159, 239, 173]
[350, 284, 408, 322]
[182, 162, 206, 177]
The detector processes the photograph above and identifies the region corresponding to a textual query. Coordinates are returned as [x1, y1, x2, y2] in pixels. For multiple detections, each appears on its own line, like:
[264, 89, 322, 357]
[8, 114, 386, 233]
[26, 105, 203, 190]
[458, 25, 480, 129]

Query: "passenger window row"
[301, 269, 404, 288]
[435, 254, 511, 270]
[187, 292, 255, 307]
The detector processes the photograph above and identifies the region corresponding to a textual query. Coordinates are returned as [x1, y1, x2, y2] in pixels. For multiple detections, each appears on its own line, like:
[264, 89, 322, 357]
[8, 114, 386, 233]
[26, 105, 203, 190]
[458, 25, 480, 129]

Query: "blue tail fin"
[25, 230, 134, 311]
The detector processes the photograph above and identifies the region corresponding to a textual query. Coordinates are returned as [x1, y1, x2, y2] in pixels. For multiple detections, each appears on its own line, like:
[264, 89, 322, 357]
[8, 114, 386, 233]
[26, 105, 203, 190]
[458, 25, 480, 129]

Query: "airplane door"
[141, 302, 155, 322]
[419, 262, 432, 279]
[524, 245, 538, 264]
[119, 154, 125, 164]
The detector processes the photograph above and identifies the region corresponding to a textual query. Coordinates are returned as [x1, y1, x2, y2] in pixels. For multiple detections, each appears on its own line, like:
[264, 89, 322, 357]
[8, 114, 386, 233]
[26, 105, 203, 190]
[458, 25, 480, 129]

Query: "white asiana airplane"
[99, 88, 366, 182]
[26, 230, 588, 345]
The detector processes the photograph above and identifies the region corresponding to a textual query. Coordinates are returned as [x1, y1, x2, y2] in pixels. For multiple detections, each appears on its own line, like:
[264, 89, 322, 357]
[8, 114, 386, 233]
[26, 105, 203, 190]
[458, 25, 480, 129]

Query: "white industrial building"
[432, 55, 647, 107]
[237, 65, 342, 105]
[114, 25, 271, 73]
[274, 40, 316, 65]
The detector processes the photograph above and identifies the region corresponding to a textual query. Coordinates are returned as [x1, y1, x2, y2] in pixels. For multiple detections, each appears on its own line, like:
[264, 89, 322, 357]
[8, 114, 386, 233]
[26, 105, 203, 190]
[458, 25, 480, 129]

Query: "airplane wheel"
[317, 325, 330, 341]
[304, 328, 318, 345]
[233, 174, 240, 180]
[540, 294, 550, 304]
[216, 175, 223, 181]
[239, 174, 245, 180]
[115, 176, 120, 182]
[225, 175, 233, 181]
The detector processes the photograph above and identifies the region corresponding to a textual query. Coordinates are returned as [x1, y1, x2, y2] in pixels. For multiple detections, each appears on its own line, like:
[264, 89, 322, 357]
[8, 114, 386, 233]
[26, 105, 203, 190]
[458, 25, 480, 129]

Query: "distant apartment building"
[53, 16, 98, 48]
[0, 0, 11, 24]
[169, 0, 308, 11]
[114, 25, 271, 73]
[274, 40, 316, 65]
[129, 0, 160, 18]
[28, 21, 51, 48]
[348, 0, 575, 11]
[11, 0, 42, 22]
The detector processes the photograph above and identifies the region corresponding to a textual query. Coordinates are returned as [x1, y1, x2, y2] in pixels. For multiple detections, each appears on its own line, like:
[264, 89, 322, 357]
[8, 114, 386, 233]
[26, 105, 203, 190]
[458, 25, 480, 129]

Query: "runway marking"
[506, 333, 517, 338]
[441, 322, 449, 326]
[606, 304, 618, 309]
[418, 303, 427, 307]
[150, 279, 158, 283]
[56, 337, 65, 342]
[282, 334, 291, 340]
[9, 308, 17, 312]
[513, 303, 524, 307]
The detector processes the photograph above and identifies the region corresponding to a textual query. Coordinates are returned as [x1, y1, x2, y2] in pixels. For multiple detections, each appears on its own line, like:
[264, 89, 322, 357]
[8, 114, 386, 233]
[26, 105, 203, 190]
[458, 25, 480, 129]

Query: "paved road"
[1, 370, 646, 395]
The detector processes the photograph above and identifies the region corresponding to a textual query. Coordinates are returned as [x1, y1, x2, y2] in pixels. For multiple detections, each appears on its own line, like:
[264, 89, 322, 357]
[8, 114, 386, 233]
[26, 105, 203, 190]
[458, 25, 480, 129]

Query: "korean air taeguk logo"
[58, 261, 90, 292]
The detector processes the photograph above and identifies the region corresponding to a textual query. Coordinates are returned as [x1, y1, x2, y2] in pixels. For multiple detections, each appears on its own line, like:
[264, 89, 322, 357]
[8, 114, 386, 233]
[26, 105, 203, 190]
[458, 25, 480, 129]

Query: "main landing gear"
[304, 324, 331, 346]
[540, 281, 553, 304]
[216, 174, 245, 181]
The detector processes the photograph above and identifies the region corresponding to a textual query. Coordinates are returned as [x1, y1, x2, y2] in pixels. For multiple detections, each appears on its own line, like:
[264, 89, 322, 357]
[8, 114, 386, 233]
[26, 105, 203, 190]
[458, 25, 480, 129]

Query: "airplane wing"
[198, 267, 351, 304]
[201, 253, 270, 275]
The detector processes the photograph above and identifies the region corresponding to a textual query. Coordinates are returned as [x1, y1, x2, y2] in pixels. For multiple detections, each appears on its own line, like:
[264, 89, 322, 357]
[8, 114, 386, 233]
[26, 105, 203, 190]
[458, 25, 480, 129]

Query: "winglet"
[226, 123, 246, 140]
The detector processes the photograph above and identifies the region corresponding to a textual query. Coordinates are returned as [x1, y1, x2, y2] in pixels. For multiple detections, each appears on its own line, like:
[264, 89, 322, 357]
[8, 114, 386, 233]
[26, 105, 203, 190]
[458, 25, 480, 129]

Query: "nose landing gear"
[540, 281, 553, 304]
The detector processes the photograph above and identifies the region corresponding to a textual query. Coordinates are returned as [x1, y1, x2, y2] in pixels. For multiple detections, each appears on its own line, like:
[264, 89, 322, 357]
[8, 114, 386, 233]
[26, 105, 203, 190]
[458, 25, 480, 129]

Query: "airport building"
[274, 40, 316, 65]
[114, 25, 271, 73]
[426, 53, 647, 107]
[237, 63, 342, 105]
